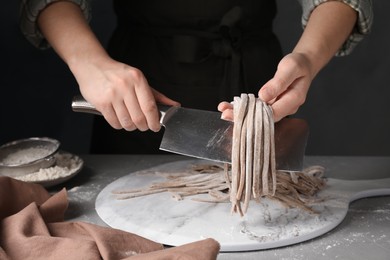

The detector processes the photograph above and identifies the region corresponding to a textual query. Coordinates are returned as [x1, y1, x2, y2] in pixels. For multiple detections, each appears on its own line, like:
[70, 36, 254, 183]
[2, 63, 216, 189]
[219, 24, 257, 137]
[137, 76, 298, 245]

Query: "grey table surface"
[52, 154, 390, 260]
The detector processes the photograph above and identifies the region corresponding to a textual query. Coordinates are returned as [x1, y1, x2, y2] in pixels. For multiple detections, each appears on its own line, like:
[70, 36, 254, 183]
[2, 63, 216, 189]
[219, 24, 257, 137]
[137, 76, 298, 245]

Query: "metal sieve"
[0, 137, 60, 177]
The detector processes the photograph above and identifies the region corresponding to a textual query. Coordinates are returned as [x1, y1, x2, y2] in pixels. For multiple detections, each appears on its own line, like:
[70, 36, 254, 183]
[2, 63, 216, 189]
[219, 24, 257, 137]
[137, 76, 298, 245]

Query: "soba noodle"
[113, 94, 326, 216]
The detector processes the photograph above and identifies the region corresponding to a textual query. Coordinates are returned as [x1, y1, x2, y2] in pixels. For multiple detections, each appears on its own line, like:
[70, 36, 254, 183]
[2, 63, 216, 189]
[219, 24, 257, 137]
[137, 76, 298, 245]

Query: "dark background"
[1, 1, 389, 156]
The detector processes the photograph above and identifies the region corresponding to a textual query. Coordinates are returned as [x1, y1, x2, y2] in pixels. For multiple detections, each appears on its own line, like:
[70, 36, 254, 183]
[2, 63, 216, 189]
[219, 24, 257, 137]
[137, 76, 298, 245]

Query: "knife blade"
[71, 95, 309, 171]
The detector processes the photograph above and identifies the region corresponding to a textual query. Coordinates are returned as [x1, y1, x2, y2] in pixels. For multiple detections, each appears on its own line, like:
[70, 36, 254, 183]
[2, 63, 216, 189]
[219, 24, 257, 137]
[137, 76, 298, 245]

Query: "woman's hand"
[37, 1, 180, 132]
[73, 57, 180, 132]
[219, 1, 358, 122]
[257, 52, 313, 122]
[218, 52, 313, 122]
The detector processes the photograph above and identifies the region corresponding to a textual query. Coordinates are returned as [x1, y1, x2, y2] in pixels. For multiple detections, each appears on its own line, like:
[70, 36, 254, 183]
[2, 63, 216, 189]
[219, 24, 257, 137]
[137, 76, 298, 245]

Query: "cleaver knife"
[71, 95, 309, 171]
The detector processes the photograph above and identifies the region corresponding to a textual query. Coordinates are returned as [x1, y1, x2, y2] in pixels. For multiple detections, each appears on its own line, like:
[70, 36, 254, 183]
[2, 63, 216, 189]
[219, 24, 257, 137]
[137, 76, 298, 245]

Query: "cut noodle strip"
[230, 94, 248, 214]
[252, 99, 263, 199]
[243, 94, 256, 213]
[264, 104, 277, 196]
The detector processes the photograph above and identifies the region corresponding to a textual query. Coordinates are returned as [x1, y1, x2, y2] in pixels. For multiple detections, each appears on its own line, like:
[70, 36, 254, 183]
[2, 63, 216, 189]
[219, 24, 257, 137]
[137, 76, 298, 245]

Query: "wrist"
[289, 51, 318, 80]
[67, 43, 111, 74]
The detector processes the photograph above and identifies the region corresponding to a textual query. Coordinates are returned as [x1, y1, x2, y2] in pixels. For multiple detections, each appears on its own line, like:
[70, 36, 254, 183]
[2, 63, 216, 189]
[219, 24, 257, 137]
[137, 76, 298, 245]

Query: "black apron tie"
[217, 6, 243, 100]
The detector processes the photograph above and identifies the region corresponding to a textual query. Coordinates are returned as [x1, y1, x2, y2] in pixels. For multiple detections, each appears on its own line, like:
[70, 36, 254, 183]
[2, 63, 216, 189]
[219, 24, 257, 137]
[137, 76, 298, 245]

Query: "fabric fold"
[0, 176, 220, 259]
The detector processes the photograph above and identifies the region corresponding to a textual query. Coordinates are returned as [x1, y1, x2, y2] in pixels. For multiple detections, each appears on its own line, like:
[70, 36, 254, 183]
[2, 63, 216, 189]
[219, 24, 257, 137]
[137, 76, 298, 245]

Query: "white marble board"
[95, 159, 390, 252]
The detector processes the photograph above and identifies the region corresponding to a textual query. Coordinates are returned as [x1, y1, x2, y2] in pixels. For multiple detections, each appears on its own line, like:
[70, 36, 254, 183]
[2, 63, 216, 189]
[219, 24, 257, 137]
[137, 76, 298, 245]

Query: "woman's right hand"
[72, 57, 180, 132]
[37, 1, 180, 132]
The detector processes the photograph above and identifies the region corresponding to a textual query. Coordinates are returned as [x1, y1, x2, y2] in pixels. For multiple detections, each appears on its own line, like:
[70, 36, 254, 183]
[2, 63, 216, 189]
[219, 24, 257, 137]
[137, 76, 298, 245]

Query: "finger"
[133, 83, 161, 132]
[269, 81, 307, 122]
[153, 88, 181, 107]
[119, 78, 149, 132]
[259, 61, 300, 103]
[217, 101, 233, 112]
[217, 101, 234, 121]
[220, 109, 234, 121]
[101, 104, 123, 130]
[259, 75, 294, 103]
[122, 91, 149, 132]
[112, 101, 136, 131]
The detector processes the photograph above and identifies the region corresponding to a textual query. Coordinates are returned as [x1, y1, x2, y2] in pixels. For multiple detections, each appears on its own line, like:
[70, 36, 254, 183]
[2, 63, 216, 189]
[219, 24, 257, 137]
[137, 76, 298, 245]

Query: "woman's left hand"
[219, 0, 359, 122]
[218, 52, 313, 122]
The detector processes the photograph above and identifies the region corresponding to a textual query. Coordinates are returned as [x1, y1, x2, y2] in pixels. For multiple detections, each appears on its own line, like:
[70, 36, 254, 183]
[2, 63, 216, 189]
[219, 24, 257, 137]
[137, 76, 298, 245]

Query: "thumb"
[258, 79, 279, 104]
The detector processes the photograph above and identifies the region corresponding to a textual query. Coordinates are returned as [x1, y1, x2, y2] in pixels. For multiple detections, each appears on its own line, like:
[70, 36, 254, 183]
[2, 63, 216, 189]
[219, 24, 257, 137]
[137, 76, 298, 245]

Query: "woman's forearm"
[293, 1, 358, 78]
[37, 1, 109, 69]
[37, 1, 176, 132]
[255, 1, 358, 121]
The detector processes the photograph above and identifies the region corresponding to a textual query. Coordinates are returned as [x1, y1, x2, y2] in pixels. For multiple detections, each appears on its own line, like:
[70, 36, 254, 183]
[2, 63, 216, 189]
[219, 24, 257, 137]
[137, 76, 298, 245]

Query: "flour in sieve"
[15, 152, 82, 182]
[0, 147, 51, 165]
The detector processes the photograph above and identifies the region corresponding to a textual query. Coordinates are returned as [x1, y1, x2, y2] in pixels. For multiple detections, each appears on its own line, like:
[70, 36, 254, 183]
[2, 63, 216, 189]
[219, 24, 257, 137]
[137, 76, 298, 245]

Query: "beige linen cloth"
[0, 176, 220, 259]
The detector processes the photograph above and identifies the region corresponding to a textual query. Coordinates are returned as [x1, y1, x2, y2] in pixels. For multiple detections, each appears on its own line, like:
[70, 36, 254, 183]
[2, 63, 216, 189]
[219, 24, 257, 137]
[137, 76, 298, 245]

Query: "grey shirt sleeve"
[19, 0, 92, 49]
[297, 0, 373, 56]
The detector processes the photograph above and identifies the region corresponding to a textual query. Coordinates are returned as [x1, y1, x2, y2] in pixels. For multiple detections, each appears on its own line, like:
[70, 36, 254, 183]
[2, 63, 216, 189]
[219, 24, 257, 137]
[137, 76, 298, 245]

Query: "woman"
[19, 0, 372, 153]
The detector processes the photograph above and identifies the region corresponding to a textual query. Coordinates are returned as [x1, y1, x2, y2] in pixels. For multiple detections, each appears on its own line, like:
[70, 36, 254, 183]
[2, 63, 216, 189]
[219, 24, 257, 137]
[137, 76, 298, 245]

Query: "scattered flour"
[68, 186, 81, 192]
[15, 152, 83, 182]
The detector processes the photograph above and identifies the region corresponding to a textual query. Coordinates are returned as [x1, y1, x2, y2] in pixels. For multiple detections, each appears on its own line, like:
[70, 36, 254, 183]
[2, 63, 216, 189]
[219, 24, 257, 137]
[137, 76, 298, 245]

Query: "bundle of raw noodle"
[229, 93, 277, 215]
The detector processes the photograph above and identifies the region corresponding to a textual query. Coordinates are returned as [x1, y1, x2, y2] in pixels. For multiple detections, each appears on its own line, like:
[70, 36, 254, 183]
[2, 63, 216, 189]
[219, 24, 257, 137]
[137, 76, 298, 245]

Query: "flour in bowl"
[15, 152, 83, 182]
